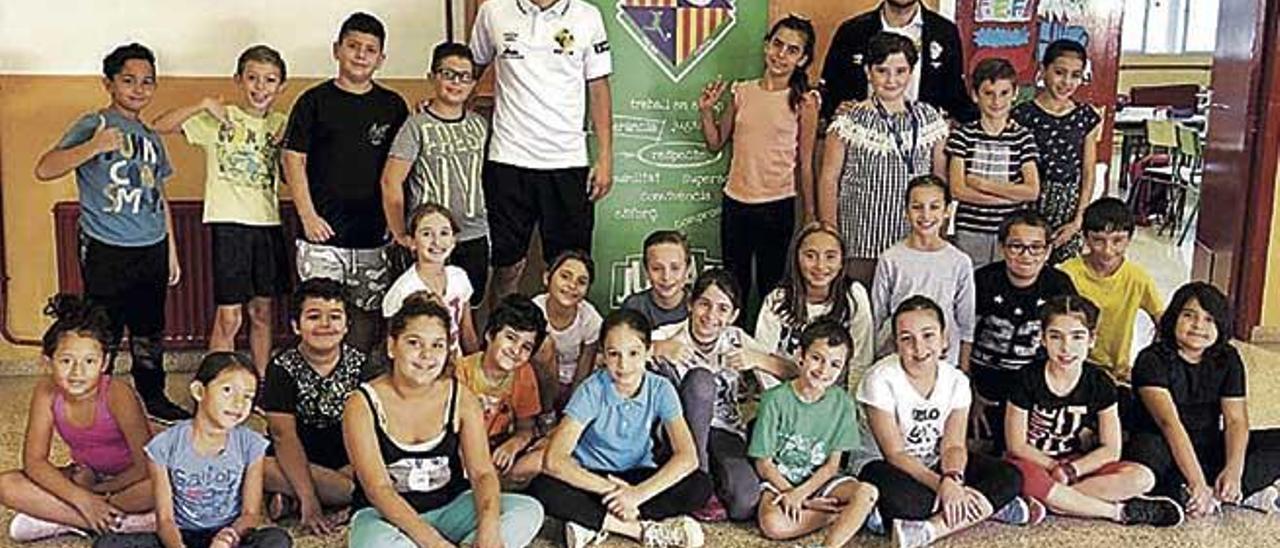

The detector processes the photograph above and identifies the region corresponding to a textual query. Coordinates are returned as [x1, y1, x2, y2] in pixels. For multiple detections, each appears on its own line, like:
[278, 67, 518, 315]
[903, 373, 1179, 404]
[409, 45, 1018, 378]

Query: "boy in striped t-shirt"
[946, 58, 1041, 268]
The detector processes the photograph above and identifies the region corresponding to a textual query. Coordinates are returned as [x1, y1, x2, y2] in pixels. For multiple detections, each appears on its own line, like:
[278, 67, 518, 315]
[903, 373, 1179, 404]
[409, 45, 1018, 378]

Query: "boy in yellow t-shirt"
[153, 45, 290, 376]
[1059, 198, 1163, 381]
[455, 294, 547, 486]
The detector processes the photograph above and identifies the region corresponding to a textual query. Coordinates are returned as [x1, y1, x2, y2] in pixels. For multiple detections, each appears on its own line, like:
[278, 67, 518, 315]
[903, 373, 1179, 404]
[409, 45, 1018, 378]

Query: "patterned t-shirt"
[262, 344, 375, 446]
[182, 105, 287, 225]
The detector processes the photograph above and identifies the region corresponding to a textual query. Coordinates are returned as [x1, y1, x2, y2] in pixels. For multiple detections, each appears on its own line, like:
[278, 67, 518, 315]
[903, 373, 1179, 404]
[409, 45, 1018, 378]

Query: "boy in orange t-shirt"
[455, 294, 547, 485]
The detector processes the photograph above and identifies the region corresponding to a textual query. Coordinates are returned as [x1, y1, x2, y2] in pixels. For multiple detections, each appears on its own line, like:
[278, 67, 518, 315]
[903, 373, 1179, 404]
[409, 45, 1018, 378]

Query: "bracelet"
[1055, 461, 1079, 484]
[941, 470, 965, 485]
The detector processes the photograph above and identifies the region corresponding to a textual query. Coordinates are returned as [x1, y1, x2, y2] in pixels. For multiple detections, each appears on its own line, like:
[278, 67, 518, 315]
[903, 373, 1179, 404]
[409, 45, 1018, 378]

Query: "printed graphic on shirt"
[972, 294, 1047, 371]
[170, 464, 241, 526]
[387, 456, 452, 493]
[617, 0, 736, 81]
[211, 123, 280, 190]
[105, 132, 164, 215]
[368, 123, 391, 146]
[774, 431, 828, 485]
[415, 121, 485, 218]
[904, 405, 945, 461]
[1026, 403, 1089, 457]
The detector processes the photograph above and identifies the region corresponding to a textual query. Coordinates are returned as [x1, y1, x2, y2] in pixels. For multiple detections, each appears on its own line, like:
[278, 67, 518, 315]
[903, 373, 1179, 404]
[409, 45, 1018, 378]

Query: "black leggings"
[858, 452, 1022, 521]
[721, 196, 794, 313]
[528, 467, 712, 529]
[1125, 428, 1280, 500]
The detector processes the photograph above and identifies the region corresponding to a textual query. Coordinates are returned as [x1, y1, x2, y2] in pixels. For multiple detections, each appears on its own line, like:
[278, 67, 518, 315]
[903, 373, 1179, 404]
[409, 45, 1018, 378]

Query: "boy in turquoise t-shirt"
[749, 319, 878, 547]
[153, 45, 291, 376]
[34, 43, 189, 423]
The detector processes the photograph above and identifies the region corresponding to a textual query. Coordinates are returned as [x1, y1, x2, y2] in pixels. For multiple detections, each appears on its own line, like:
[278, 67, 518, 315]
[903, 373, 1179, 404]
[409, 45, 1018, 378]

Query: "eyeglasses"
[435, 68, 475, 84]
[1003, 242, 1049, 257]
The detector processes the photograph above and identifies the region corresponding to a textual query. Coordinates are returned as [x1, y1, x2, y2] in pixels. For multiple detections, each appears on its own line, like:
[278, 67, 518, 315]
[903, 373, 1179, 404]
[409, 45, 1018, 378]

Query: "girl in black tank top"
[350, 379, 468, 511]
[344, 292, 544, 547]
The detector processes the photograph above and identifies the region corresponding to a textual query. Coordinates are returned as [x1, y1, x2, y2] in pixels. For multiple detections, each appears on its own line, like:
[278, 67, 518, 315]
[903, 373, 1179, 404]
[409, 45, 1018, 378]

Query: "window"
[1122, 0, 1220, 53]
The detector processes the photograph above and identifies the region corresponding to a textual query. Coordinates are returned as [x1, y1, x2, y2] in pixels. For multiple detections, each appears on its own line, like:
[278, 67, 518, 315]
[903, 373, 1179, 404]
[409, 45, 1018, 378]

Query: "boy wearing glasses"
[283, 12, 409, 353]
[382, 42, 490, 306]
[964, 211, 1076, 452]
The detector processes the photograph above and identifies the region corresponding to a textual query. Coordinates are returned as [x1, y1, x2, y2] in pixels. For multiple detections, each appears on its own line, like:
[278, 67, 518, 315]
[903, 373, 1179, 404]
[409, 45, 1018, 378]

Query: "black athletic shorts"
[210, 223, 290, 305]
[483, 161, 593, 267]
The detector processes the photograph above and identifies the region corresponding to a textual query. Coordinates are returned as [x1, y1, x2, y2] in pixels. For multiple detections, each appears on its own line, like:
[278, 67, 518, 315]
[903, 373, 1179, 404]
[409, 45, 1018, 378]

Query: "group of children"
[6, 5, 1280, 548]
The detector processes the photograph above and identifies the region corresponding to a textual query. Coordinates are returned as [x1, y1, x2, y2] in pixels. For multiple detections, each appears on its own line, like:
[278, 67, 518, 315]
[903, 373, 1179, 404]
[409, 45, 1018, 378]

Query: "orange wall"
[0, 75, 428, 361]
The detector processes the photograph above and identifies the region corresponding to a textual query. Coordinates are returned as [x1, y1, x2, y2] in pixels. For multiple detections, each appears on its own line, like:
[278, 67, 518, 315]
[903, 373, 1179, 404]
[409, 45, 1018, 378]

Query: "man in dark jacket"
[820, 0, 978, 123]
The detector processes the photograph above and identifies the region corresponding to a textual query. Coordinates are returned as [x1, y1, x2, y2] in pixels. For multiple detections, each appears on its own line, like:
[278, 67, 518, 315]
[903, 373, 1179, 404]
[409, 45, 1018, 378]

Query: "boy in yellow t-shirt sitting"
[455, 294, 548, 486]
[153, 45, 291, 377]
[1059, 198, 1163, 382]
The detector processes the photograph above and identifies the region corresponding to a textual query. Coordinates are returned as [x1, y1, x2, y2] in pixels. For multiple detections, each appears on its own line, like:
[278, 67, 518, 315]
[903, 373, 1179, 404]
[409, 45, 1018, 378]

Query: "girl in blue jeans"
[343, 292, 543, 547]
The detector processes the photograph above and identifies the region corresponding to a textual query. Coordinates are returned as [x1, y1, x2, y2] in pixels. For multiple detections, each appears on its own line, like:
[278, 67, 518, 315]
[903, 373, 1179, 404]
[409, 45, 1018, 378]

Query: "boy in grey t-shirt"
[382, 42, 489, 306]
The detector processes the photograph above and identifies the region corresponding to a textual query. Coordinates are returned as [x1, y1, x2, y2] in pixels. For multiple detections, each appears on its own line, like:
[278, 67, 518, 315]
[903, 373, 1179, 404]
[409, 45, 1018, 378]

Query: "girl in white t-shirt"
[855, 296, 1029, 547]
[534, 250, 603, 412]
[755, 222, 874, 393]
[381, 203, 478, 355]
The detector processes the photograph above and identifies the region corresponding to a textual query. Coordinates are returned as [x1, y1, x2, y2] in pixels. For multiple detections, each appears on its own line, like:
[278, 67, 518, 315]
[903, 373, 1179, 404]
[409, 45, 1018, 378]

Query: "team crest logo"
[554, 28, 575, 53]
[617, 0, 736, 82]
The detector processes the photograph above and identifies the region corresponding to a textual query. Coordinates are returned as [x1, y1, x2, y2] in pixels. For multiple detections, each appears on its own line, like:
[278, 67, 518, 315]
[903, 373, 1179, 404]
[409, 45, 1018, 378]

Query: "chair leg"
[1178, 192, 1199, 246]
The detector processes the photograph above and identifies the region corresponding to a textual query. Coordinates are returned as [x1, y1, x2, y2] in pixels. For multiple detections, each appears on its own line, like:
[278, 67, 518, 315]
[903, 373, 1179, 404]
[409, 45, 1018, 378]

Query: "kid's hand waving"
[698, 78, 729, 112]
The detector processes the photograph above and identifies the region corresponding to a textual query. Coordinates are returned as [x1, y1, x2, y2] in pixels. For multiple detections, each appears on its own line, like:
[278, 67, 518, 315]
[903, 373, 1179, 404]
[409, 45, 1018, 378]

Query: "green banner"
[589, 0, 767, 310]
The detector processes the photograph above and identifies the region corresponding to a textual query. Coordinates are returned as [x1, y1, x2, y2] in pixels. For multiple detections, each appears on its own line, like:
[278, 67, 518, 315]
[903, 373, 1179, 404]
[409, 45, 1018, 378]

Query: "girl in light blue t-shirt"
[95, 353, 291, 548]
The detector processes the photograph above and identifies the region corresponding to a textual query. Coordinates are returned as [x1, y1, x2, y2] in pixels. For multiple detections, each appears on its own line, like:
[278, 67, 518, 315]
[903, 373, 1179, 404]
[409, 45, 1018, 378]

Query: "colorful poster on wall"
[588, 0, 767, 310]
[957, 0, 1123, 162]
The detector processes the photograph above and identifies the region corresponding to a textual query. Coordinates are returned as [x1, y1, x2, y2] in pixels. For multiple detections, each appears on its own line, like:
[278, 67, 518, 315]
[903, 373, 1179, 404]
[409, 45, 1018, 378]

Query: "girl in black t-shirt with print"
[1005, 295, 1182, 527]
[1128, 282, 1280, 518]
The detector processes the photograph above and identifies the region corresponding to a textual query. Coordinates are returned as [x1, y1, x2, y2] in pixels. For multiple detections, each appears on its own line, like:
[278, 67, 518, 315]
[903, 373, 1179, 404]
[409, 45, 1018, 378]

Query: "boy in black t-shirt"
[283, 12, 409, 355]
[262, 278, 377, 533]
[1005, 295, 1183, 527]
[965, 211, 1076, 449]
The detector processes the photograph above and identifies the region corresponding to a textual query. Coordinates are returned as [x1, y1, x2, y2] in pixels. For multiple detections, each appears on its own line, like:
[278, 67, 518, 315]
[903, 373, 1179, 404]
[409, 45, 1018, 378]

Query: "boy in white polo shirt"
[470, 0, 614, 306]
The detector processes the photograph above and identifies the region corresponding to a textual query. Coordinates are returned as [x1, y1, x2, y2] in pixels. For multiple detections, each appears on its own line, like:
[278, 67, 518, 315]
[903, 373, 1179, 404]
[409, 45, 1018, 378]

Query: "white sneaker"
[565, 520, 607, 548]
[1241, 485, 1279, 514]
[893, 518, 936, 548]
[8, 513, 87, 542]
[640, 516, 704, 547]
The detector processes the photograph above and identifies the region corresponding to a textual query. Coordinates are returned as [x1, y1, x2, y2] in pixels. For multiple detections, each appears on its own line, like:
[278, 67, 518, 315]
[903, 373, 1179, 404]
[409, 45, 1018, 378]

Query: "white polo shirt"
[471, 0, 612, 170]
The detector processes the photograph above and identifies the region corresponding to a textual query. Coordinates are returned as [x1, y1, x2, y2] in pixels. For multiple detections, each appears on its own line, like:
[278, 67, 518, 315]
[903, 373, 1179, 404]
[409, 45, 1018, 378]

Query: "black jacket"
[819, 4, 978, 123]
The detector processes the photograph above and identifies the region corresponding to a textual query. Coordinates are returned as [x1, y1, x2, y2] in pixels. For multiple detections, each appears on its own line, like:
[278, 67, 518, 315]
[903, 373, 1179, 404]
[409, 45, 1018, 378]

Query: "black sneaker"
[1122, 496, 1185, 527]
[144, 396, 192, 425]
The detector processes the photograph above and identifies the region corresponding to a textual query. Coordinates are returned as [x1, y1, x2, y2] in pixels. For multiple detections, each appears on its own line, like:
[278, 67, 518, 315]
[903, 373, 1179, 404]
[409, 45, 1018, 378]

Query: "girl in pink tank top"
[0, 295, 155, 542]
[697, 15, 821, 314]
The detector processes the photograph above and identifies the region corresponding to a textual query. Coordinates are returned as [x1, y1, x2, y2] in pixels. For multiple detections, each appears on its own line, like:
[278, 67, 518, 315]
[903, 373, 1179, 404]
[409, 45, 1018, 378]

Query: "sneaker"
[565, 521, 607, 548]
[1241, 485, 1279, 514]
[691, 493, 727, 522]
[640, 516, 704, 547]
[992, 496, 1035, 525]
[892, 518, 936, 548]
[144, 396, 192, 425]
[864, 506, 886, 536]
[1122, 495, 1185, 527]
[8, 513, 87, 542]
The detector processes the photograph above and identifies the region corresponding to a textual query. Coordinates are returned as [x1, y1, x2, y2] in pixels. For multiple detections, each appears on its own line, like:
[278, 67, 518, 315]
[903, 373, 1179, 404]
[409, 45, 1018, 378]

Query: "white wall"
[0, 0, 464, 78]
